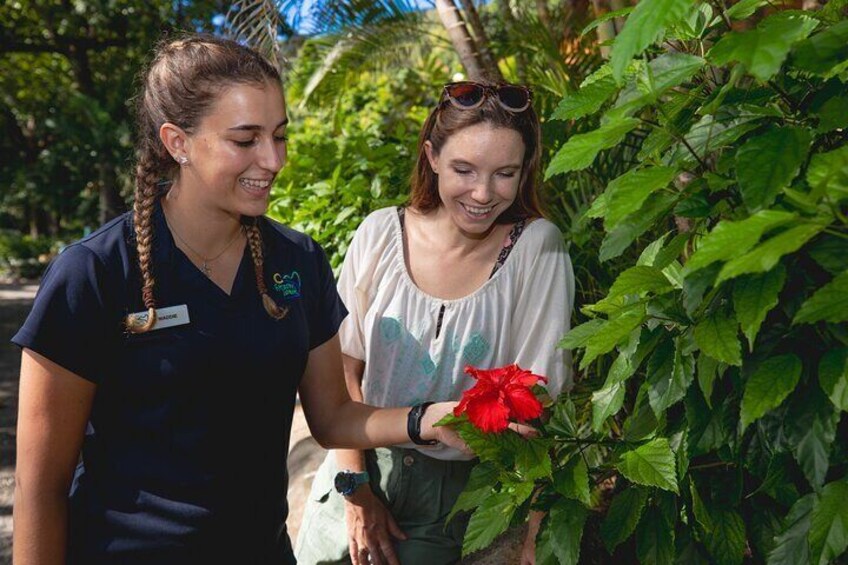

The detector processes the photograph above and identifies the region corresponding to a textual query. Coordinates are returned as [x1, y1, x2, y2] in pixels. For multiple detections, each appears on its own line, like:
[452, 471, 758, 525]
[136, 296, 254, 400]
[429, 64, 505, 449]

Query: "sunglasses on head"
[441, 81, 532, 113]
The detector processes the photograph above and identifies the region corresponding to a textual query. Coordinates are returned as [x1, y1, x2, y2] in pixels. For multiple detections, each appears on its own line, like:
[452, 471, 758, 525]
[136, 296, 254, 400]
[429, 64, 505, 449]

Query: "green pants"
[295, 447, 475, 565]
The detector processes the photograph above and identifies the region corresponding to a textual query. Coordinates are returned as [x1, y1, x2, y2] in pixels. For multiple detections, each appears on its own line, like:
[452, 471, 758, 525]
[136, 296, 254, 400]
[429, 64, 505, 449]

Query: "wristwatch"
[408, 401, 438, 446]
[334, 470, 370, 497]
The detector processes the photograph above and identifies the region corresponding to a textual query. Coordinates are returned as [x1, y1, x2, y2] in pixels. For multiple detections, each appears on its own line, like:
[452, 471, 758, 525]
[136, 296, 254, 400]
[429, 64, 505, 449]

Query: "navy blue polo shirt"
[13, 201, 346, 564]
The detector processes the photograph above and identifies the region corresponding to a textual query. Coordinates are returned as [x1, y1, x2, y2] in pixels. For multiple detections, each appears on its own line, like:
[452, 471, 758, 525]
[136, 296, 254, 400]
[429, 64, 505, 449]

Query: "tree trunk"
[536, 0, 552, 29]
[435, 0, 487, 80]
[457, 0, 504, 80]
[590, 0, 616, 59]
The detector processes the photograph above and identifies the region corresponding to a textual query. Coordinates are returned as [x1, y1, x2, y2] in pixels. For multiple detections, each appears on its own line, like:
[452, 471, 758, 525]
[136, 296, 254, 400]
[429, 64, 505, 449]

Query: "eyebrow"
[450, 158, 522, 169]
[228, 118, 289, 132]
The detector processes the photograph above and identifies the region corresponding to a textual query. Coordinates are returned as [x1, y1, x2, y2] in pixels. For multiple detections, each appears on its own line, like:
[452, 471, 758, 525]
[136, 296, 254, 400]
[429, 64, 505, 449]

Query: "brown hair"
[408, 82, 545, 223]
[125, 34, 287, 333]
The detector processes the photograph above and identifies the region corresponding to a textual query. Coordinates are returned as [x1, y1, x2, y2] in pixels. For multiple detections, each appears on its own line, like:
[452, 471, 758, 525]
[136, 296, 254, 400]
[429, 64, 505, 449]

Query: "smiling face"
[179, 81, 288, 218]
[425, 123, 525, 236]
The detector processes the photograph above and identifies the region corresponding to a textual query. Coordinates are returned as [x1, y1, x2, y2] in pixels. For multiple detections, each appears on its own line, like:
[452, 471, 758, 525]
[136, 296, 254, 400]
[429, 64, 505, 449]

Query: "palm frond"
[225, 0, 298, 71]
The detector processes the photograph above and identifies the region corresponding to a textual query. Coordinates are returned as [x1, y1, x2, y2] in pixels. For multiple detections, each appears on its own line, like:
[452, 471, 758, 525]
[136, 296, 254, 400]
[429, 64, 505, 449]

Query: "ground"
[0, 282, 520, 564]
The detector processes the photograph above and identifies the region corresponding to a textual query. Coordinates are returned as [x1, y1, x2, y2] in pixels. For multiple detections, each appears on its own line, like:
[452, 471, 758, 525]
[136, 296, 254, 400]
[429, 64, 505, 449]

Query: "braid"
[124, 151, 164, 333]
[245, 221, 288, 320]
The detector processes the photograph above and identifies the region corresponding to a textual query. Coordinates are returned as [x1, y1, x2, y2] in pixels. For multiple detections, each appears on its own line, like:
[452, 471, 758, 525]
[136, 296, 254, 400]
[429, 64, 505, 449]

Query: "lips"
[239, 178, 272, 190]
[460, 202, 495, 217]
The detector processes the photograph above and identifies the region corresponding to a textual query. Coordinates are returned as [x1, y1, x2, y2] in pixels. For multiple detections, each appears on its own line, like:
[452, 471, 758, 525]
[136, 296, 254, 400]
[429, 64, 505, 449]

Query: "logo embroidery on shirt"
[272, 271, 301, 299]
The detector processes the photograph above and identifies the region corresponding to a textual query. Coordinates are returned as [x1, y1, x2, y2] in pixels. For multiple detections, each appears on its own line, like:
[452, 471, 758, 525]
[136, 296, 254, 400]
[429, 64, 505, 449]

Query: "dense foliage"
[446, 2, 848, 563]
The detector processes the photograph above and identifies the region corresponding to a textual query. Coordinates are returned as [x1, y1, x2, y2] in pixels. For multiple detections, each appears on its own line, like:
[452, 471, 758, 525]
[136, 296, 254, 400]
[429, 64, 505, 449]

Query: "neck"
[162, 183, 243, 257]
[427, 205, 500, 253]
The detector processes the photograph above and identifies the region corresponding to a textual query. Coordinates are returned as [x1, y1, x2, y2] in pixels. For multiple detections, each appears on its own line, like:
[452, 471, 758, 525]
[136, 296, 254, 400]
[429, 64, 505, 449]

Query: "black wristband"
[407, 402, 438, 446]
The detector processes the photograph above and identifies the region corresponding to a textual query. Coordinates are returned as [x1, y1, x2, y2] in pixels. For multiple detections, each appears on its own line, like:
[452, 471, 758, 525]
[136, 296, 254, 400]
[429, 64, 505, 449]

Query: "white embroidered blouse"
[338, 207, 575, 460]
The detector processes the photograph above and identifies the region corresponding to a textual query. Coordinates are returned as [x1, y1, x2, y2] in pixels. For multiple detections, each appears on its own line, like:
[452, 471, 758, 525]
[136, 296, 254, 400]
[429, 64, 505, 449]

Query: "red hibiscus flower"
[453, 364, 548, 433]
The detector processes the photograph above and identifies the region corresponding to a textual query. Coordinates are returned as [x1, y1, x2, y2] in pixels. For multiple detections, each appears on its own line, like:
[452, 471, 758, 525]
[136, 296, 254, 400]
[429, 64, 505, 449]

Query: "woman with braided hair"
[12, 35, 465, 565]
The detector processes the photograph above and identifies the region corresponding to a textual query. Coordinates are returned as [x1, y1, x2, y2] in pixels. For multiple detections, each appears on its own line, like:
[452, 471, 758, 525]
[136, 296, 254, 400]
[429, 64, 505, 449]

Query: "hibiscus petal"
[504, 386, 543, 422]
[464, 391, 511, 433]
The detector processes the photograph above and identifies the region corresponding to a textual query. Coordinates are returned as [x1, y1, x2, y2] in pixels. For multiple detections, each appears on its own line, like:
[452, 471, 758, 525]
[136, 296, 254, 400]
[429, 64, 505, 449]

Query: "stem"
[768, 80, 798, 113]
[710, 0, 733, 31]
[823, 227, 848, 240]
[690, 461, 736, 471]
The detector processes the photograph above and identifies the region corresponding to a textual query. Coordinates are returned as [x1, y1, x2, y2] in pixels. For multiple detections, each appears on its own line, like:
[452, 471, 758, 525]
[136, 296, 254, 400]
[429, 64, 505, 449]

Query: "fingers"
[386, 513, 408, 541]
[509, 422, 540, 438]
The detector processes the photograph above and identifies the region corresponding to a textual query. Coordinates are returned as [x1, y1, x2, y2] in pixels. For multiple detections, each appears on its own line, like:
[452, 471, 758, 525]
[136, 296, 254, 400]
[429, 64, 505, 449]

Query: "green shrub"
[0, 230, 58, 279]
[450, 2, 848, 563]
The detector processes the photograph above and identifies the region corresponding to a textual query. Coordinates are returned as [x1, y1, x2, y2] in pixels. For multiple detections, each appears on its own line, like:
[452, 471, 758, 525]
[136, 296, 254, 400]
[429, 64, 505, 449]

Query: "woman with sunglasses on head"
[11, 35, 468, 565]
[295, 81, 575, 565]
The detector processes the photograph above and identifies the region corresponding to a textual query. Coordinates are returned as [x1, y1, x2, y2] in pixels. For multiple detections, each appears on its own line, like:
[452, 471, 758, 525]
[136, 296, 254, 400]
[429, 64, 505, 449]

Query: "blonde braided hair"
[245, 220, 288, 320]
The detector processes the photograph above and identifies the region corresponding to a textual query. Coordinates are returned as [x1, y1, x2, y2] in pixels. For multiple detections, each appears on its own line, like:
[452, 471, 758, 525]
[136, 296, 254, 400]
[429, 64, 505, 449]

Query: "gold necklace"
[166, 218, 243, 277]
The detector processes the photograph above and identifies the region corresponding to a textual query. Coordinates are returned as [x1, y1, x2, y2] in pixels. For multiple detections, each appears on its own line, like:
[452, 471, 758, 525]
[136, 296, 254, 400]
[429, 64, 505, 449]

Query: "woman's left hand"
[420, 401, 473, 454]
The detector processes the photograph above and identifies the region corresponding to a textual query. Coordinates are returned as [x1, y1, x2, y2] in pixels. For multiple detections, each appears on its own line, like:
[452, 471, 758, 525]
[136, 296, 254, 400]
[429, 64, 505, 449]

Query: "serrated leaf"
[580, 7, 634, 36]
[607, 265, 675, 299]
[648, 337, 695, 416]
[551, 75, 618, 121]
[704, 509, 747, 565]
[553, 456, 591, 505]
[600, 193, 677, 262]
[718, 222, 826, 283]
[617, 437, 679, 493]
[515, 437, 553, 482]
[767, 494, 816, 564]
[592, 381, 626, 433]
[581, 307, 647, 369]
[809, 478, 848, 565]
[790, 20, 848, 77]
[786, 389, 839, 490]
[546, 118, 640, 178]
[559, 319, 606, 349]
[462, 491, 516, 557]
[609, 0, 693, 81]
[708, 13, 819, 81]
[694, 309, 742, 366]
[685, 210, 796, 273]
[741, 354, 803, 432]
[819, 348, 848, 412]
[666, 109, 762, 167]
[604, 167, 677, 229]
[736, 126, 813, 211]
[732, 265, 787, 350]
[697, 353, 721, 408]
[542, 498, 588, 565]
[447, 461, 499, 524]
[725, 0, 768, 19]
[609, 53, 705, 119]
[636, 505, 676, 564]
[601, 486, 649, 552]
[794, 271, 848, 324]
[807, 145, 848, 202]
[690, 481, 714, 533]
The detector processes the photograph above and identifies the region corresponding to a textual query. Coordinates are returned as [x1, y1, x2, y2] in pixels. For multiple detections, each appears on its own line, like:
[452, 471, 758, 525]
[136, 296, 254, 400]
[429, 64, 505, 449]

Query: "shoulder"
[53, 212, 132, 274]
[260, 215, 322, 254]
[520, 218, 565, 251]
[355, 207, 397, 238]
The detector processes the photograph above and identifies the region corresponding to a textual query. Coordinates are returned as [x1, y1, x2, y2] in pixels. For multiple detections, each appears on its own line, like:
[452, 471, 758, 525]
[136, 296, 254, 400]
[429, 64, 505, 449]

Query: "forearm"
[13, 486, 68, 565]
[336, 448, 367, 472]
[311, 401, 413, 450]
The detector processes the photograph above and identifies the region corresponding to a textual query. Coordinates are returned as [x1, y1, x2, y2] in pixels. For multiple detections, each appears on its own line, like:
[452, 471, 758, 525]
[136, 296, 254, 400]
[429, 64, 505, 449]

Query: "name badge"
[130, 304, 190, 331]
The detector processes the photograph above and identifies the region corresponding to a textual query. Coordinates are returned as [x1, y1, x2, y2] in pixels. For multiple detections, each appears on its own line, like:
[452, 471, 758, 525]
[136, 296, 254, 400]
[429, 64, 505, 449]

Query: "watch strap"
[408, 402, 438, 446]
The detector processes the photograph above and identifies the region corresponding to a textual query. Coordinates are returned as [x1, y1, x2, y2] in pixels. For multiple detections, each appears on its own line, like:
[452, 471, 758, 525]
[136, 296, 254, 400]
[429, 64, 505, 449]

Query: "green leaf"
[806, 145, 848, 203]
[809, 478, 848, 565]
[636, 504, 676, 564]
[541, 498, 588, 565]
[685, 210, 796, 274]
[708, 13, 819, 81]
[667, 108, 763, 167]
[600, 193, 677, 262]
[647, 336, 695, 416]
[553, 456, 591, 506]
[814, 93, 848, 133]
[606, 265, 675, 299]
[617, 437, 679, 493]
[741, 354, 803, 432]
[819, 348, 848, 412]
[447, 461, 499, 524]
[718, 222, 827, 283]
[767, 494, 816, 564]
[704, 509, 747, 565]
[786, 390, 839, 490]
[609, 53, 705, 119]
[546, 118, 640, 178]
[601, 486, 649, 552]
[690, 481, 714, 533]
[790, 20, 848, 77]
[591, 381, 626, 433]
[462, 490, 516, 556]
[559, 319, 606, 349]
[725, 0, 768, 19]
[580, 7, 634, 36]
[515, 437, 553, 482]
[551, 75, 618, 121]
[604, 167, 677, 229]
[733, 265, 787, 350]
[609, 0, 693, 81]
[697, 353, 721, 408]
[581, 306, 647, 369]
[694, 309, 742, 366]
[736, 126, 813, 211]
[794, 271, 848, 325]
[809, 236, 848, 275]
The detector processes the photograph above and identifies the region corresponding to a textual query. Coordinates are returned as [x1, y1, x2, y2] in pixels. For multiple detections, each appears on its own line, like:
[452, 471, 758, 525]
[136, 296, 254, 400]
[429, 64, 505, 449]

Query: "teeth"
[239, 178, 271, 189]
[462, 203, 494, 215]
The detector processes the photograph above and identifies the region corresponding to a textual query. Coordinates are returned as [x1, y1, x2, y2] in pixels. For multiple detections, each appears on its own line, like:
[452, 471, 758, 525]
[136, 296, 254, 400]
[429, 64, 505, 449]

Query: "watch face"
[334, 472, 355, 495]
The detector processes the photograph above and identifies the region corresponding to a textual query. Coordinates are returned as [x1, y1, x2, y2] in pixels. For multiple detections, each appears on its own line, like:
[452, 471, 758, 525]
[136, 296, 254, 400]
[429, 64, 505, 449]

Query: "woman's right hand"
[420, 401, 474, 454]
[344, 484, 407, 565]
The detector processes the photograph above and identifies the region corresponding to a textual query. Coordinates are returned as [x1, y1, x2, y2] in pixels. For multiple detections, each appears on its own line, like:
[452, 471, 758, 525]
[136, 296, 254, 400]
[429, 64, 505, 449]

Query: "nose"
[470, 177, 494, 204]
[258, 136, 286, 173]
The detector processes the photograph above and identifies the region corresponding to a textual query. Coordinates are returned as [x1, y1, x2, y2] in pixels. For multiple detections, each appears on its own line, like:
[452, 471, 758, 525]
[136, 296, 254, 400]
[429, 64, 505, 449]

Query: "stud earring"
[177, 156, 189, 165]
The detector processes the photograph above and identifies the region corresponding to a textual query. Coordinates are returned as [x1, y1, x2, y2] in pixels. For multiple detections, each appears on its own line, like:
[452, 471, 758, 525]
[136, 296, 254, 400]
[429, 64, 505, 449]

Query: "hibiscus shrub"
[449, 1, 848, 563]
